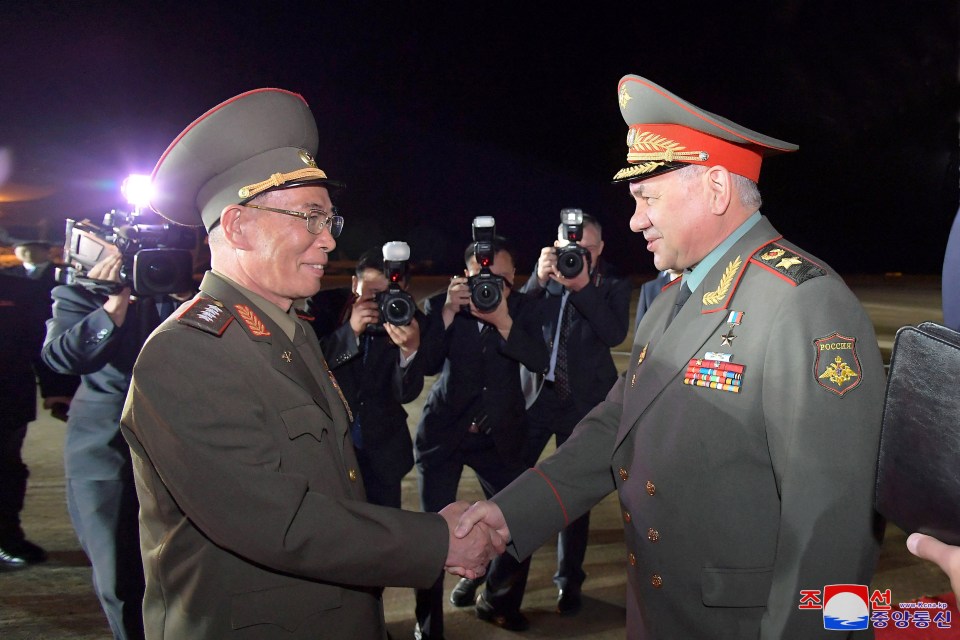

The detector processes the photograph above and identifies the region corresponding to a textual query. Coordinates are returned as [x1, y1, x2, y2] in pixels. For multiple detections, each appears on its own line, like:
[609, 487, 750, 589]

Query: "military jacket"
[495, 217, 884, 639]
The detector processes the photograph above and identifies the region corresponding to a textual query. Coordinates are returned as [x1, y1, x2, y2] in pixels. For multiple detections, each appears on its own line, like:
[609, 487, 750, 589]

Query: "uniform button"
[348, 469, 358, 481]
[651, 574, 663, 588]
[647, 528, 660, 542]
[619, 468, 629, 481]
[628, 553, 636, 566]
[646, 481, 656, 496]
[623, 511, 631, 523]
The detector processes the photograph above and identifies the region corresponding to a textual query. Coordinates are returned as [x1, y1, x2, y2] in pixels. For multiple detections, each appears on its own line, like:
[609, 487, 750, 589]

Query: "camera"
[556, 208, 591, 279]
[372, 241, 416, 329]
[61, 210, 196, 297]
[467, 216, 503, 312]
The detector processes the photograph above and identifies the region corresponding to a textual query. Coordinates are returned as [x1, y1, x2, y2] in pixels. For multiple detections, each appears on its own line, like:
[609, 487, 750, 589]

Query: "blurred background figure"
[42, 253, 192, 640]
[0, 270, 76, 570]
[415, 234, 549, 638]
[942, 207, 959, 331]
[0, 239, 78, 570]
[635, 268, 681, 330]
[517, 211, 630, 615]
[309, 245, 426, 510]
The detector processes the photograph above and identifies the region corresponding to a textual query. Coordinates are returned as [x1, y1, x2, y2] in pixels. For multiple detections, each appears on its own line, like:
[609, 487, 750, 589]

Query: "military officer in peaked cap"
[457, 75, 885, 639]
[120, 88, 504, 640]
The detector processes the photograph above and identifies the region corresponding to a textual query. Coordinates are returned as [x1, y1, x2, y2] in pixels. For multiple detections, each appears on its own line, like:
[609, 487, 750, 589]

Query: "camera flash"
[382, 241, 410, 262]
[561, 208, 583, 225]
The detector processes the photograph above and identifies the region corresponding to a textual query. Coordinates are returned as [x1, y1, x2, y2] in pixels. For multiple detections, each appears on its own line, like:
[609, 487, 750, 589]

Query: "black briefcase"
[875, 321, 960, 545]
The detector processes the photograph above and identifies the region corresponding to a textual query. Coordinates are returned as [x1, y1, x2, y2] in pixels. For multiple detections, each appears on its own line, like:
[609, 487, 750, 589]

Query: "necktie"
[667, 283, 693, 327]
[555, 303, 574, 401]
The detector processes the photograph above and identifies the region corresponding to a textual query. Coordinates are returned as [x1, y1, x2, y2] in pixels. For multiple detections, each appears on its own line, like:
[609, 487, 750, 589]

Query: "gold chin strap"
[237, 167, 329, 199]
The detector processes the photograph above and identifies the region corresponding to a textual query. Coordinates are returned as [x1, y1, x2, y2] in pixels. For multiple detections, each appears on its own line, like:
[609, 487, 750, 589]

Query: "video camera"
[371, 241, 416, 330]
[556, 208, 590, 278]
[61, 210, 196, 297]
[467, 216, 503, 312]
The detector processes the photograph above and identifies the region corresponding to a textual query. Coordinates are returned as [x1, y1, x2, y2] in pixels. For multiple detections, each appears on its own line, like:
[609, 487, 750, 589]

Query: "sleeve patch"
[813, 333, 862, 396]
[177, 297, 234, 336]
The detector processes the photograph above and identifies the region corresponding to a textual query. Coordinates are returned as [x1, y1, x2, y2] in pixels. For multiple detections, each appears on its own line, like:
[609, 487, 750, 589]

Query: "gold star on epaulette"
[777, 256, 802, 270]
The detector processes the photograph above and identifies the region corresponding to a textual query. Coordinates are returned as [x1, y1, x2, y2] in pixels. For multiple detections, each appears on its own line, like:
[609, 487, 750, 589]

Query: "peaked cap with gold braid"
[150, 88, 344, 230]
[613, 75, 798, 183]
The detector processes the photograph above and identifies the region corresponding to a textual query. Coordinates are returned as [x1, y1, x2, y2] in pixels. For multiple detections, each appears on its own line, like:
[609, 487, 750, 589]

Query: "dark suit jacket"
[0, 265, 79, 412]
[496, 217, 884, 639]
[42, 285, 168, 479]
[121, 272, 448, 639]
[0, 273, 49, 426]
[521, 259, 632, 421]
[315, 290, 425, 486]
[635, 270, 673, 331]
[415, 290, 549, 468]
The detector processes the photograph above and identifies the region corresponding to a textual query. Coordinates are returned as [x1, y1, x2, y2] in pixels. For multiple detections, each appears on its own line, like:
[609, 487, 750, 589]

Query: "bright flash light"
[121, 174, 154, 209]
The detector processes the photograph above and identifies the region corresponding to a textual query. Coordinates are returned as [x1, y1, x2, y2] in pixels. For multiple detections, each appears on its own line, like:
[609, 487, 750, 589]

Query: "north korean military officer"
[119, 88, 504, 640]
[456, 75, 885, 639]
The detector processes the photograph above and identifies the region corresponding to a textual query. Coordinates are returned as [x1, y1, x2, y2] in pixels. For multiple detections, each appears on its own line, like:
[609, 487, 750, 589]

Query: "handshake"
[440, 500, 510, 579]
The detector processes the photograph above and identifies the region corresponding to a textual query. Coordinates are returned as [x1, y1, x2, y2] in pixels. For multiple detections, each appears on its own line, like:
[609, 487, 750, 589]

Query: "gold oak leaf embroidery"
[818, 356, 859, 387]
[235, 304, 269, 336]
[702, 256, 743, 306]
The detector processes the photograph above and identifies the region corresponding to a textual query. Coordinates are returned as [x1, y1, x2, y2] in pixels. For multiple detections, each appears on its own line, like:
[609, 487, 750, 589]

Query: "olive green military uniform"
[120, 88, 450, 639]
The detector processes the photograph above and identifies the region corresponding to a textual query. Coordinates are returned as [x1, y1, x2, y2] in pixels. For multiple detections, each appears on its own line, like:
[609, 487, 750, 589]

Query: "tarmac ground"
[1, 273, 953, 639]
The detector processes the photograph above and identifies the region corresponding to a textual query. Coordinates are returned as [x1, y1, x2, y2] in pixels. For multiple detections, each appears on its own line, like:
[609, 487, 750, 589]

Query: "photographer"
[517, 211, 631, 615]
[41, 252, 192, 640]
[414, 233, 549, 638]
[308, 245, 425, 509]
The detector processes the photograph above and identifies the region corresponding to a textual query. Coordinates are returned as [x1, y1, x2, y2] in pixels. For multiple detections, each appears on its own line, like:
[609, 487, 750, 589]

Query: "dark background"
[0, 1, 956, 278]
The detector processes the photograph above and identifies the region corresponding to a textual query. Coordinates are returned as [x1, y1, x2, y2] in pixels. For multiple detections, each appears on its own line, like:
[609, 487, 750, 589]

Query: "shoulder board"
[177, 296, 234, 336]
[750, 242, 826, 286]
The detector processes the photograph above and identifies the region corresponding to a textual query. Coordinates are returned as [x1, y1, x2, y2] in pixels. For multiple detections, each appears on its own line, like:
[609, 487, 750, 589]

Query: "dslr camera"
[556, 208, 591, 279]
[61, 210, 196, 297]
[372, 241, 416, 330]
[467, 216, 503, 312]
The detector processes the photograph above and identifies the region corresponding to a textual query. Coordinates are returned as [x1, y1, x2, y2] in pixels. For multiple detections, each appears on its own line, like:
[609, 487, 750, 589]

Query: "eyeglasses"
[244, 204, 344, 237]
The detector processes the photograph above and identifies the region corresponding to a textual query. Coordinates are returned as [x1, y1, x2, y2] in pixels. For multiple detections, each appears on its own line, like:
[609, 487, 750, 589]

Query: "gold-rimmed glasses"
[244, 204, 344, 237]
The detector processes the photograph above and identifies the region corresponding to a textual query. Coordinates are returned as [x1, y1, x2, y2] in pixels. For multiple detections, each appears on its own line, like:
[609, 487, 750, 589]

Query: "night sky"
[1, 1, 956, 278]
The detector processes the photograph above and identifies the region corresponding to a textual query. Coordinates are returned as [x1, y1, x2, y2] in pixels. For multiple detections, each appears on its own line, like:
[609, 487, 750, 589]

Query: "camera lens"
[557, 249, 584, 278]
[472, 280, 502, 312]
[384, 297, 413, 326]
[378, 289, 415, 326]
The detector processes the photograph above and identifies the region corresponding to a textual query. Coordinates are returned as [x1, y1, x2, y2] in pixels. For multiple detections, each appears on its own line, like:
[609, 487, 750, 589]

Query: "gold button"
[348, 469, 358, 481]
[646, 481, 656, 496]
[651, 574, 663, 588]
[647, 528, 660, 542]
[619, 468, 629, 481]
[628, 553, 636, 566]
[623, 511, 632, 523]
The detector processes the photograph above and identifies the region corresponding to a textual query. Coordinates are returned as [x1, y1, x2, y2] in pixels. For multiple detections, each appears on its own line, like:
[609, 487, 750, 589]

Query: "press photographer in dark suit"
[310, 245, 425, 509]
[42, 253, 188, 640]
[414, 229, 549, 638]
[517, 210, 631, 614]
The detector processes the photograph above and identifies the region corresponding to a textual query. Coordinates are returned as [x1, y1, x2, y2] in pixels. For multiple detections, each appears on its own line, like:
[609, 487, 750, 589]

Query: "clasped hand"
[441, 500, 511, 578]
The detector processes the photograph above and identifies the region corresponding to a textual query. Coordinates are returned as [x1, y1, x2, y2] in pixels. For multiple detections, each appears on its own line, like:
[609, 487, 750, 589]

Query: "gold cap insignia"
[298, 149, 318, 168]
